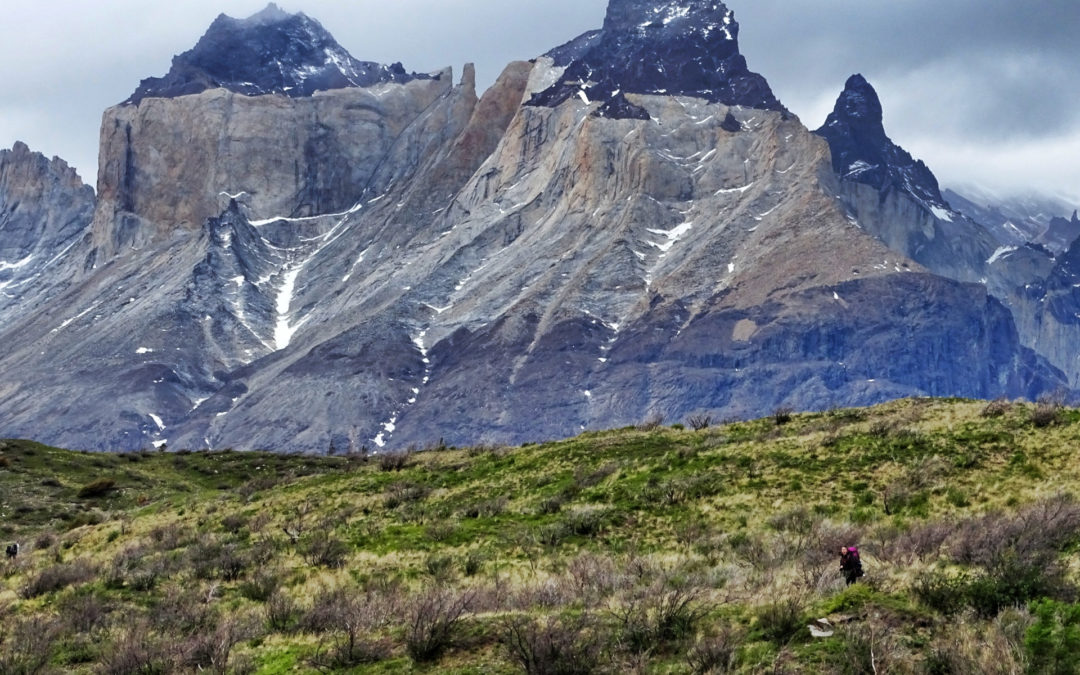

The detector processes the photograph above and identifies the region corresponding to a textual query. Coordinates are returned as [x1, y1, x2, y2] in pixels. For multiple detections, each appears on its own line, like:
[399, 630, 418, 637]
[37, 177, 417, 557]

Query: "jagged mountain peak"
[528, 0, 780, 115]
[816, 73, 948, 213]
[125, 4, 429, 105]
[831, 74, 884, 128]
[246, 2, 291, 24]
[602, 0, 735, 33]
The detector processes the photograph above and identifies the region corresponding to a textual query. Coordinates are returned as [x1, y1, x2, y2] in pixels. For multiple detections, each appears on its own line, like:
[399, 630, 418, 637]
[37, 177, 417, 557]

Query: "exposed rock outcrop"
[93, 70, 455, 253]
[0, 142, 94, 320]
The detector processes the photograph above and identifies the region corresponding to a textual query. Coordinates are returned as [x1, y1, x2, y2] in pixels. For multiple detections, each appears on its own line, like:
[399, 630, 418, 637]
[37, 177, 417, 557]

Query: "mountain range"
[0, 0, 1077, 452]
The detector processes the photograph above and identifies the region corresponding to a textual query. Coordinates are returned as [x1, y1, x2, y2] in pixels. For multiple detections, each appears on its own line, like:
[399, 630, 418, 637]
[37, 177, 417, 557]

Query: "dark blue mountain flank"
[816, 75, 949, 213]
[125, 3, 428, 105]
[1042, 230, 1080, 326]
[528, 0, 781, 113]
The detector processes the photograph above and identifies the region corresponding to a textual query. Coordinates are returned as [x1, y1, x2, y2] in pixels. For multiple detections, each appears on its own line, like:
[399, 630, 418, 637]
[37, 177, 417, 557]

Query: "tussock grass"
[2, 398, 1080, 671]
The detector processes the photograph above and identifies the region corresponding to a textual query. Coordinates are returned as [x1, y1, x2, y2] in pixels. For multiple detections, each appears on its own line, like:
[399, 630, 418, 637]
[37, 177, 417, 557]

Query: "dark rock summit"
[529, 0, 781, 111]
[816, 75, 947, 212]
[126, 3, 428, 104]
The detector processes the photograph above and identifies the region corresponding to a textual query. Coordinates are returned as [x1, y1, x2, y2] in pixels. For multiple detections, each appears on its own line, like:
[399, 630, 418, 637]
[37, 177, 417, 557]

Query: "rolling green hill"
[3, 397, 1080, 673]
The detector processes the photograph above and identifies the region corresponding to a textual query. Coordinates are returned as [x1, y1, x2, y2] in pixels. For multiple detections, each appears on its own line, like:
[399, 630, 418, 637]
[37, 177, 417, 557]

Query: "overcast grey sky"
[2, 0, 1077, 203]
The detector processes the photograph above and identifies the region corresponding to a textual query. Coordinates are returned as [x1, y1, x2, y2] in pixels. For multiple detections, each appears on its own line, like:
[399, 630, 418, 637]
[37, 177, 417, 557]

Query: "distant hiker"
[839, 546, 863, 585]
[5, 543, 18, 560]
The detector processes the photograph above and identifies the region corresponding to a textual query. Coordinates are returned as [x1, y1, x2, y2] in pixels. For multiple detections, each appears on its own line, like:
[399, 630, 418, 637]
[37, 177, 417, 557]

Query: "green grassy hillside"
[3, 398, 1080, 673]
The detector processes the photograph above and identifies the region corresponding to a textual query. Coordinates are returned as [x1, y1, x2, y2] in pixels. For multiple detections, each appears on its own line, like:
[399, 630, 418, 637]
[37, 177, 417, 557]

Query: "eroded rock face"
[93, 71, 455, 253]
[0, 142, 94, 320]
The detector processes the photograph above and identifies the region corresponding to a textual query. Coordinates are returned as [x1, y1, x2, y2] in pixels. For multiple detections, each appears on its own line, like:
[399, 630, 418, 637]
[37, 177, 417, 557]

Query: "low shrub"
[20, 559, 96, 598]
[462, 549, 486, 577]
[405, 589, 474, 663]
[538, 495, 565, 515]
[687, 414, 712, 431]
[1024, 599, 1080, 674]
[981, 398, 1012, 418]
[636, 414, 664, 432]
[266, 591, 299, 633]
[0, 614, 61, 674]
[686, 626, 741, 674]
[300, 535, 349, 569]
[384, 481, 429, 509]
[614, 580, 703, 654]
[188, 538, 249, 581]
[755, 597, 804, 645]
[239, 568, 280, 602]
[1031, 398, 1063, 427]
[424, 554, 455, 583]
[77, 478, 117, 499]
[500, 613, 602, 674]
[378, 451, 412, 472]
[100, 623, 175, 675]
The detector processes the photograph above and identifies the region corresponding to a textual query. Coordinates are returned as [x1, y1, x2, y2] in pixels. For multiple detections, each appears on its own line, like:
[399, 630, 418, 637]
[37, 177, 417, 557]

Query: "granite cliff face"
[0, 142, 94, 322]
[93, 69, 457, 254]
[0, 3, 1068, 452]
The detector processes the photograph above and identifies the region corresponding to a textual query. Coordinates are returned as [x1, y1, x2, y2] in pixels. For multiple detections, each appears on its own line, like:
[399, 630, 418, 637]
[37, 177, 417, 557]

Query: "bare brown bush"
[951, 494, 1080, 567]
[636, 414, 664, 432]
[687, 414, 713, 431]
[873, 521, 953, 565]
[266, 591, 299, 633]
[378, 450, 412, 472]
[981, 398, 1013, 418]
[0, 613, 60, 674]
[686, 625, 742, 674]
[181, 614, 256, 674]
[1031, 395, 1064, 427]
[613, 576, 703, 654]
[405, 589, 475, 663]
[20, 558, 96, 598]
[99, 621, 176, 675]
[500, 613, 602, 674]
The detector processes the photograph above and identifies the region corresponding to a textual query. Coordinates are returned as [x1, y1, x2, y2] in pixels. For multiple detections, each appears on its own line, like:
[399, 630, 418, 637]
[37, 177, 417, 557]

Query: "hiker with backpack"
[839, 546, 863, 585]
